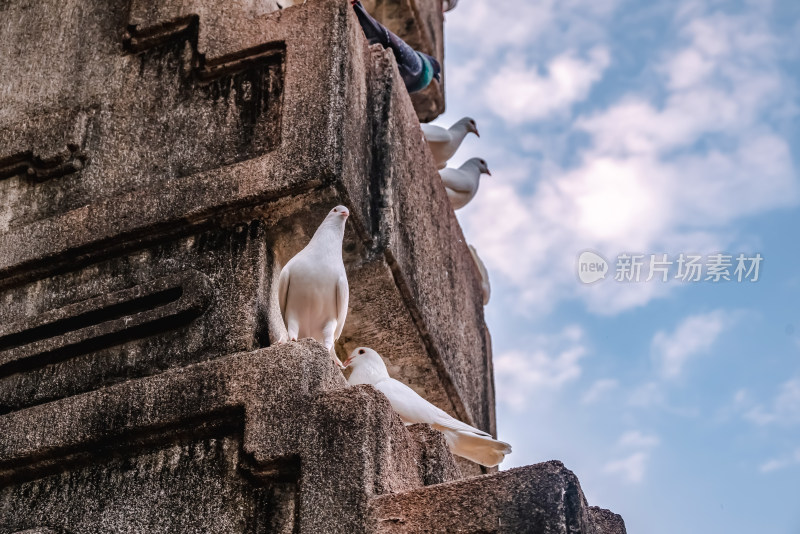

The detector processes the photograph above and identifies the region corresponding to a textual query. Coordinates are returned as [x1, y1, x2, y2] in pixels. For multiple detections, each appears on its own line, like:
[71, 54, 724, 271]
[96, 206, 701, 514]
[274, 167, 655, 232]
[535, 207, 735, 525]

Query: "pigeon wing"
[375, 378, 444, 424]
[439, 168, 474, 193]
[334, 273, 349, 340]
[375, 377, 509, 467]
[421, 123, 452, 145]
[375, 379, 491, 436]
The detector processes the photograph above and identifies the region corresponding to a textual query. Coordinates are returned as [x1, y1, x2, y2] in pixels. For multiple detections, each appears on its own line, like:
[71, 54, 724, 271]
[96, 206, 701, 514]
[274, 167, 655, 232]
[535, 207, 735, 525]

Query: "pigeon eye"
[358, 349, 365, 354]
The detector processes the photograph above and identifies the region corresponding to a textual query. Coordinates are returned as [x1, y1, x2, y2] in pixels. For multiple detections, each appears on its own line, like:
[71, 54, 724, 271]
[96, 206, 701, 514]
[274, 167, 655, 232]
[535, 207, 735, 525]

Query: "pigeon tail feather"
[438, 427, 512, 467]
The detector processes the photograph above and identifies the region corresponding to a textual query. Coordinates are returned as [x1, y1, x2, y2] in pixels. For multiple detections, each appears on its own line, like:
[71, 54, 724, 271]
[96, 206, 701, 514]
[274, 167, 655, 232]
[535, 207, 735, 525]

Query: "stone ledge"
[370, 460, 628, 534]
[0, 0, 490, 479]
[0, 0, 492, 465]
[0, 341, 462, 533]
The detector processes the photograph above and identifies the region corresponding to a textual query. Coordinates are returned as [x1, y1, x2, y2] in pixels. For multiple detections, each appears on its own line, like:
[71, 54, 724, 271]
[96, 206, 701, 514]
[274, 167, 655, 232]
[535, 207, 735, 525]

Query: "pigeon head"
[465, 157, 491, 177]
[310, 205, 350, 246]
[344, 347, 386, 371]
[456, 117, 479, 137]
[330, 205, 350, 219]
[320, 205, 349, 229]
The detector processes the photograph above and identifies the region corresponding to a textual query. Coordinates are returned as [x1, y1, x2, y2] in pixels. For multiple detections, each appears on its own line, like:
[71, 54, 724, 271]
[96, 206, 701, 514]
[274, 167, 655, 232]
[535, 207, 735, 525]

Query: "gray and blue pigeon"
[351, 0, 441, 93]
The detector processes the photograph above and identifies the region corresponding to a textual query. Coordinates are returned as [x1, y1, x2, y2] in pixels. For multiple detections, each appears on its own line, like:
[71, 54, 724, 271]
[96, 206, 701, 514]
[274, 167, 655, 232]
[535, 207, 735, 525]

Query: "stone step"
[370, 461, 628, 534]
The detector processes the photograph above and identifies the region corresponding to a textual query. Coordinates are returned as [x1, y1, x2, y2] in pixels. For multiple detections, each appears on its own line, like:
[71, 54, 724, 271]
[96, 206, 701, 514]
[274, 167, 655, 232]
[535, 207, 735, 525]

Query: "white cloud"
[626, 380, 700, 417]
[664, 48, 714, 90]
[759, 449, 800, 473]
[651, 310, 732, 379]
[494, 326, 587, 410]
[484, 47, 610, 123]
[446, 0, 618, 56]
[446, 1, 555, 53]
[455, 3, 797, 316]
[604, 452, 649, 484]
[618, 430, 660, 449]
[442, 0, 620, 118]
[582, 378, 619, 404]
[744, 378, 800, 426]
[628, 381, 665, 408]
[604, 430, 660, 483]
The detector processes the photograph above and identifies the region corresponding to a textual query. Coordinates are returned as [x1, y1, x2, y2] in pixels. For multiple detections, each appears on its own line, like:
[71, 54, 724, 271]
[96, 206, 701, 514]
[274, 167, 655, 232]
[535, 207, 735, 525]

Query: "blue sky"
[435, 1, 800, 532]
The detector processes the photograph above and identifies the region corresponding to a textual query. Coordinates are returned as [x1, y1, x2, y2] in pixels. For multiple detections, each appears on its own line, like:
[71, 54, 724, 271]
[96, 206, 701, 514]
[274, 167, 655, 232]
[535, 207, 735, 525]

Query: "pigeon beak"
[486, 170, 492, 176]
[475, 128, 480, 138]
[343, 356, 354, 368]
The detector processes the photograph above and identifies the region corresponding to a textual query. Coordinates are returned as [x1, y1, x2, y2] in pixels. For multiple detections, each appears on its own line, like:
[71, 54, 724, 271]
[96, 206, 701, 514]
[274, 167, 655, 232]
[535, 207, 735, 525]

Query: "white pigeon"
[421, 117, 479, 170]
[345, 347, 512, 467]
[439, 158, 491, 210]
[277, 206, 350, 369]
[468, 245, 491, 306]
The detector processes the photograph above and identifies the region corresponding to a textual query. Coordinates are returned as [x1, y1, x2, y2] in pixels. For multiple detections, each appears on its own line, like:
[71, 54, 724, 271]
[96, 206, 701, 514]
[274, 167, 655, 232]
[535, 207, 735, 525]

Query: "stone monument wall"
[0, 0, 626, 532]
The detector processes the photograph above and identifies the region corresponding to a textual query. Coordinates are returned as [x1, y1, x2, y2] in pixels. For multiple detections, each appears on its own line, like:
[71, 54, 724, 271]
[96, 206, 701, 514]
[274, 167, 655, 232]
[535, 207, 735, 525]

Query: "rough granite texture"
[0, 342, 460, 533]
[0, 0, 492, 444]
[370, 461, 628, 534]
[0, 0, 626, 532]
[0, 223, 271, 414]
[589, 506, 629, 534]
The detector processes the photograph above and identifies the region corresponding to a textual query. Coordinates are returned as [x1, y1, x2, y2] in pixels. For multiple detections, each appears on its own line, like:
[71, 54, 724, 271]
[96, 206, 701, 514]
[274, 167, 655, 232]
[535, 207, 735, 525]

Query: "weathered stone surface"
[0, 342, 460, 533]
[0, 0, 489, 452]
[370, 461, 628, 534]
[590, 506, 629, 534]
[406, 424, 462, 485]
[6, 434, 297, 533]
[0, 222, 270, 414]
[345, 45, 496, 437]
[1, 0, 341, 272]
[0, 0, 627, 531]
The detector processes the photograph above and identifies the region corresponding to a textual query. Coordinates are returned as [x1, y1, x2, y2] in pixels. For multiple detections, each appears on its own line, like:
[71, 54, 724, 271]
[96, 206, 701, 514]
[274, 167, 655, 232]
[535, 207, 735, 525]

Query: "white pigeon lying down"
[277, 206, 350, 369]
[439, 158, 491, 210]
[345, 347, 512, 467]
[421, 117, 479, 170]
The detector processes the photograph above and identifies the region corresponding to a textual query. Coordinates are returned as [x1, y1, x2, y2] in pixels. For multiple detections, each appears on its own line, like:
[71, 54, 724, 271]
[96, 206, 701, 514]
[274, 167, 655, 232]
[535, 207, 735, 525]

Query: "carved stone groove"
[0, 270, 212, 377]
[0, 147, 87, 183]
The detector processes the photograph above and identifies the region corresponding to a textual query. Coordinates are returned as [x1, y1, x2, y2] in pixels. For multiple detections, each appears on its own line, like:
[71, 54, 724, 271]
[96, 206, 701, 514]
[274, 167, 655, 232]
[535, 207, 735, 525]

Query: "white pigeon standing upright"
[468, 244, 491, 306]
[439, 157, 491, 210]
[345, 347, 512, 467]
[421, 117, 479, 169]
[277, 206, 350, 369]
